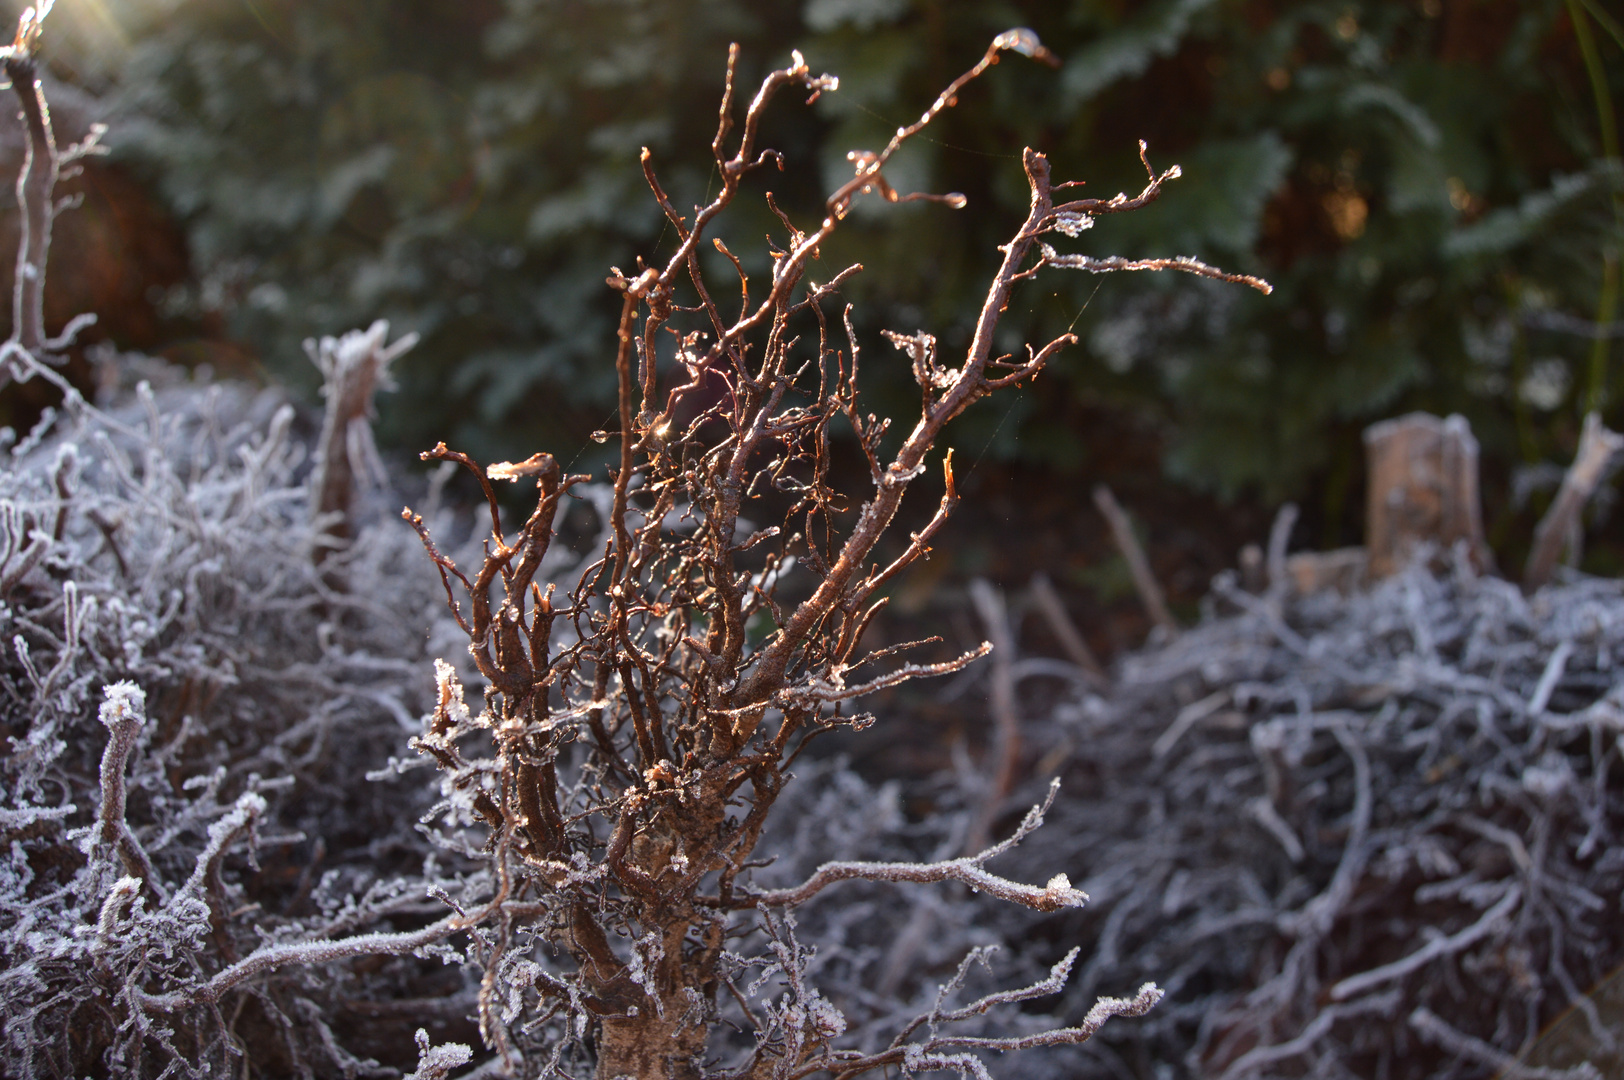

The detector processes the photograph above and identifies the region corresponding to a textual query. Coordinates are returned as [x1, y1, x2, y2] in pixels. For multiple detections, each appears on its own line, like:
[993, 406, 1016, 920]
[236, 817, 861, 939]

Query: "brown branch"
[652, 49, 836, 298]
[400, 509, 474, 635]
[391, 33, 1280, 1074]
[778, 642, 992, 708]
[823, 30, 1050, 219]
[742, 149, 1072, 718]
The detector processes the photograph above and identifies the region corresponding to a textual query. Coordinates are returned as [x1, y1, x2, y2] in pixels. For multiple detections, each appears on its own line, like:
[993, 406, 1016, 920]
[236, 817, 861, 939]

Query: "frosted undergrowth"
[7, 348, 1619, 1080]
[957, 555, 1624, 1079]
[0, 356, 460, 1077]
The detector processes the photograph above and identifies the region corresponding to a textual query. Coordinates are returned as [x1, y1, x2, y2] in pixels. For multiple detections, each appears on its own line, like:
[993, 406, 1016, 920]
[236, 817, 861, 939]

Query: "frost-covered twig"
[1038, 249, 1272, 295]
[809, 979, 1162, 1080]
[1264, 501, 1298, 600]
[1329, 885, 1521, 1000]
[1027, 571, 1106, 682]
[1407, 1007, 1603, 1080]
[965, 577, 1021, 854]
[405, 1028, 476, 1080]
[92, 681, 158, 887]
[0, 2, 102, 390]
[744, 783, 1084, 913]
[2, 3, 61, 368]
[139, 910, 471, 1010]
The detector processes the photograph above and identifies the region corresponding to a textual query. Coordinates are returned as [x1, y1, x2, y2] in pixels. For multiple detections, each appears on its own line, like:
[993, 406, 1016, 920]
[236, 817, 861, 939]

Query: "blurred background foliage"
[8, 0, 1624, 557]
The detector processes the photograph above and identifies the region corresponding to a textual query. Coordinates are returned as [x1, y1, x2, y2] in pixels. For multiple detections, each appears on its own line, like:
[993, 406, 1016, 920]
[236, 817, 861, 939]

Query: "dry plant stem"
[1328, 885, 1521, 1001]
[1524, 411, 1623, 591]
[747, 783, 1085, 913]
[94, 683, 159, 888]
[307, 321, 418, 555]
[818, 981, 1162, 1080]
[1028, 571, 1107, 681]
[1035, 250, 1273, 294]
[616, 44, 1091, 748]
[1407, 1008, 1602, 1080]
[0, 5, 101, 393]
[136, 897, 567, 1015]
[1213, 997, 1394, 1080]
[1152, 689, 1231, 761]
[739, 146, 1083, 710]
[139, 911, 472, 1011]
[1265, 502, 1298, 599]
[742, 842, 1080, 913]
[965, 578, 1022, 854]
[1093, 485, 1178, 636]
[3, 42, 55, 360]
[0, 522, 47, 595]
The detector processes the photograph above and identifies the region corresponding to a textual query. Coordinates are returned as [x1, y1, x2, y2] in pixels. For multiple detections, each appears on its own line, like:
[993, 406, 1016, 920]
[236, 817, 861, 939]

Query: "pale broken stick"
[966, 577, 1022, 855]
[307, 320, 419, 560]
[1093, 484, 1178, 637]
[1525, 411, 1624, 592]
[1265, 502, 1299, 600]
[1028, 571, 1108, 684]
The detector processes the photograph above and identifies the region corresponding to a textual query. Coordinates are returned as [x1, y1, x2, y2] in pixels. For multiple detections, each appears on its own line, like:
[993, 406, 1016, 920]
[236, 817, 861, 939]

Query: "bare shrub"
[398, 29, 1266, 1080]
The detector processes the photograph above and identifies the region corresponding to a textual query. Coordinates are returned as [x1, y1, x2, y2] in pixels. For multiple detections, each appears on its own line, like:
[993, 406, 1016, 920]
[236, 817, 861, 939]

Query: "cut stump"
[1363, 412, 1490, 579]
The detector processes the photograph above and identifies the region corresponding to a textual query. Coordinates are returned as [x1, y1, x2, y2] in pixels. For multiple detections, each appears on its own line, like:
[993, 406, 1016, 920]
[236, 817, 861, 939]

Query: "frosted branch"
[140, 911, 469, 1010]
[1408, 1007, 1602, 1080]
[1525, 411, 1623, 590]
[742, 782, 1083, 912]
[1039, 244, 1273, 294]
[92, 681, 158, 888]
[1330, 885, 1521, 1000]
